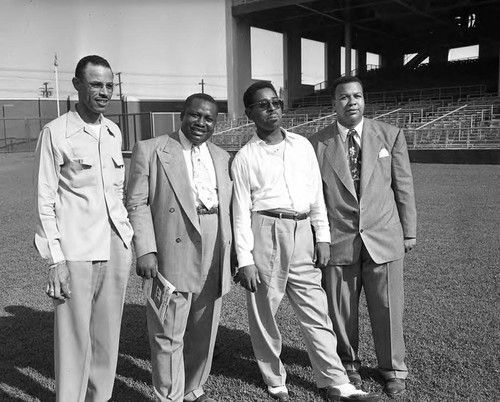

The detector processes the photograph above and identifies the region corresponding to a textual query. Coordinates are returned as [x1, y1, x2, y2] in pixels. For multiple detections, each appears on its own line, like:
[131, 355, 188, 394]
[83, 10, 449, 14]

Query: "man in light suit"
[126, 93, 233, 402]
[309, 76, 417, 397]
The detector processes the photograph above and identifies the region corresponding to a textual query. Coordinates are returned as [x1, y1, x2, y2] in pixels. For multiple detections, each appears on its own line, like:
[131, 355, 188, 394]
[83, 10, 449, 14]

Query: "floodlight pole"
[198, 79, 205, 93]
[54, 53, 61, 116]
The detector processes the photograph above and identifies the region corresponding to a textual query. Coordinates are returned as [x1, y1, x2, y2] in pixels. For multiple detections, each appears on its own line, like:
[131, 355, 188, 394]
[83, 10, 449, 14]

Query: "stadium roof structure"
[232, 0, 500, 54]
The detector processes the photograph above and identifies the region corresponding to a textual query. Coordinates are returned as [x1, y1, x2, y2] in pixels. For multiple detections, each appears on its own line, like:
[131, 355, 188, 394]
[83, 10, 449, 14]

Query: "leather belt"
[197, 206, 219, 215]
[257, 210, 309, 221]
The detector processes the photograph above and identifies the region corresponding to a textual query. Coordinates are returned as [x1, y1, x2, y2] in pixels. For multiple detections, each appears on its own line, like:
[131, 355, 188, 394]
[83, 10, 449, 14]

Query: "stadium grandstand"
[1, 0, 499, 163]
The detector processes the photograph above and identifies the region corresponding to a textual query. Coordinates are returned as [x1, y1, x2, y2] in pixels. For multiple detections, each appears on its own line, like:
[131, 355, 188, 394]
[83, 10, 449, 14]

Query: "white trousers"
[54, 230, 132, 402]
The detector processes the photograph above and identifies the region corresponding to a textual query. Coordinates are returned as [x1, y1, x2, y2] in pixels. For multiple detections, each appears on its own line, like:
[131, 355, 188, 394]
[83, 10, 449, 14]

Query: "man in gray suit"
[126, 93, 234, 402]
[309, 76, 417, 397]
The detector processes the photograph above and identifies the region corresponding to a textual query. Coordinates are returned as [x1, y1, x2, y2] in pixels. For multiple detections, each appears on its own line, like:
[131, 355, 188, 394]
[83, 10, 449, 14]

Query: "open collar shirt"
[34, 110, 133, 265]
[231, 129, 330, 267]
[178, 129, 218, 208]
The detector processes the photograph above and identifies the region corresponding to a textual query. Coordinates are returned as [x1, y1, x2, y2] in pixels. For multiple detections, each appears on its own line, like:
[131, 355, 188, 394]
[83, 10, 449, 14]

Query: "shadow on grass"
[211, 324, 319, 393]
[0, 306, 55, 402]
[0, 304, 154, 402]
[1, 303, 370, 401]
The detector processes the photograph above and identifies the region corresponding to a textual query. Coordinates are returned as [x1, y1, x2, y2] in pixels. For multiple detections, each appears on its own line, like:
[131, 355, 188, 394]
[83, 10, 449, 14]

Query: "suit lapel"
[360, 119, 382, 195]
[323, 125, 357, 199]
[156, 133, 200, 233]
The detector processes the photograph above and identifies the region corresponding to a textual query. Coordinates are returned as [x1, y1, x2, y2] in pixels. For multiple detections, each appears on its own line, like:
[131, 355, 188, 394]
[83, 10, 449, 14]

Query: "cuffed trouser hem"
[379, 368, 408, 380]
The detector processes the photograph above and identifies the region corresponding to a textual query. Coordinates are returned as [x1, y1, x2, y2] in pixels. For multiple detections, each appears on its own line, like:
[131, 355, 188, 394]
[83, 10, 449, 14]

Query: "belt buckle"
[293, 212, 300, 221]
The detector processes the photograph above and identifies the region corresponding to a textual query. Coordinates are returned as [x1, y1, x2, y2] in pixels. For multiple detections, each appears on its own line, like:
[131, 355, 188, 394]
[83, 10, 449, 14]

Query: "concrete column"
[428, 47, 448, 64]
[283, 28, 302, 109]
[326, 37, 341, 84]
[381, 50, 404, 69]
[344, 22, 352, 76]
[357, 49, 367, 76]
[226, 0, 253, 118]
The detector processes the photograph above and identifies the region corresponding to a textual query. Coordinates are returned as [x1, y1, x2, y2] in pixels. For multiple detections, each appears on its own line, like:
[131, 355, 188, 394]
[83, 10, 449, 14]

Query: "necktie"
[191, 145, 217, 209]
[347, 129, 361, 198]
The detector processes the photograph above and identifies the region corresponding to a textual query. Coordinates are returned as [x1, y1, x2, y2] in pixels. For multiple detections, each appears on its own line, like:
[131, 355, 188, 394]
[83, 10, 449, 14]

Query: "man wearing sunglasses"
[231, 81, 379, 402]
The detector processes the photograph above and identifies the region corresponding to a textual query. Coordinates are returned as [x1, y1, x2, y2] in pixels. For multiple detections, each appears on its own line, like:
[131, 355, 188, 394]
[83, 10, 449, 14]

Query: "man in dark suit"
[309, 76, 417, 397]
[126, 93, 234, 402]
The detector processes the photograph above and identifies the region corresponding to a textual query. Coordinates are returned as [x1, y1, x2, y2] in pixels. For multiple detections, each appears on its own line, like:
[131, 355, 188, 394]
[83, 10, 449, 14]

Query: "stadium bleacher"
[211, 84, 500, 152]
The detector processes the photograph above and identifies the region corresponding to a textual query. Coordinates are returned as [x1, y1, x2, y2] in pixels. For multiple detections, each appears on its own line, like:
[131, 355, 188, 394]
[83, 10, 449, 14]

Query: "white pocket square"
[378, 148, 390, 158]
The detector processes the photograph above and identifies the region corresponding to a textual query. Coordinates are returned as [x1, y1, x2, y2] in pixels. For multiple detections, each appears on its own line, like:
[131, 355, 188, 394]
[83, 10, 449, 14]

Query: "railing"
[406, 126, 499, 149]
[3, 97, 499, 153]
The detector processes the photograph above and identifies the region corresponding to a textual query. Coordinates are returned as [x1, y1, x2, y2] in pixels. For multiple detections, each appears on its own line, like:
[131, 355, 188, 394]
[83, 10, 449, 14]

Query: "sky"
[0, 0, 478, 101]
[0, 0, 228, 100]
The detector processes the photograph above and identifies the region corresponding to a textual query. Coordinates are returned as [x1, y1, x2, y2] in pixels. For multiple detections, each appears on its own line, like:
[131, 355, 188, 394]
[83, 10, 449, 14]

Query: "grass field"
[0, 152, 499, 402]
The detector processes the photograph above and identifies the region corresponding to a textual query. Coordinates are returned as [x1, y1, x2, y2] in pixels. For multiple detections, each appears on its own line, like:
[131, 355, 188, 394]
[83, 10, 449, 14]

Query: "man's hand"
[314, 242, 330, 268]
[46, 262, 71, 301]
[136, 253, 158, 279]
[404, 238, 416, 253]
[235, 264, 260, 293]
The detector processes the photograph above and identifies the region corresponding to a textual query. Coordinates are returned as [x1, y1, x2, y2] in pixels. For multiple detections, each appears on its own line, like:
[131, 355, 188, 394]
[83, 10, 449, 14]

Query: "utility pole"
[198, 78, 205, 93]
[116, 72, 129, 149]
[40, 82, 53, 98]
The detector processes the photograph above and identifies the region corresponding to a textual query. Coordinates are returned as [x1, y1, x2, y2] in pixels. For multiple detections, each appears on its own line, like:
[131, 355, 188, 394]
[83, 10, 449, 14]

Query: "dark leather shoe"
[191, 395, 216, 402]
[323, 386, 380, 401]
[384, 378, 405, 397]
[346, 370, 362, 387]
[268, 389, 289, 401]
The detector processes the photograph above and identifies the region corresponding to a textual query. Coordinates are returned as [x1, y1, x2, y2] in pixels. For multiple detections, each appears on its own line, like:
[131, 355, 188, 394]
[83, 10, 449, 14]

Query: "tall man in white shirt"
[126, 93, 234, 402]
[231, 81, 380, 402]
[34, 55, 133, 402]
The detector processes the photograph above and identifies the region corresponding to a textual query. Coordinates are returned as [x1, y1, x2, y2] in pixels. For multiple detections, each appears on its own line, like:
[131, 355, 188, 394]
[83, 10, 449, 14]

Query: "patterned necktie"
[191, 145, 217, 209]
[347, 129, 361, 198]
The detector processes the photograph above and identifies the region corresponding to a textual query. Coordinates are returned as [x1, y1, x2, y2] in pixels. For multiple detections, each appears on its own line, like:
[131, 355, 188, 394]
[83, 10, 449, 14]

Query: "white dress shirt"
[337, 118, 364, 149]
[178, 130, 218, 208]
[231, 129, 330, 267]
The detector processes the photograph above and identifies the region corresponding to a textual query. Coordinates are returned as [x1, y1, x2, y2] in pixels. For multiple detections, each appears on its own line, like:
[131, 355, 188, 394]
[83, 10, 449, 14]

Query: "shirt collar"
[179, 129, 208, 151]
[337, 118, 364, 142]
[251, 128, 296, 145]
[65, 109, 116, 138]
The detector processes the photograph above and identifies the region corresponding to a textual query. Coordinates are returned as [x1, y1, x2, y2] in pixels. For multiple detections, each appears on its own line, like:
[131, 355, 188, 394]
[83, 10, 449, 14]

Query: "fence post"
[25, 118, 30, 152]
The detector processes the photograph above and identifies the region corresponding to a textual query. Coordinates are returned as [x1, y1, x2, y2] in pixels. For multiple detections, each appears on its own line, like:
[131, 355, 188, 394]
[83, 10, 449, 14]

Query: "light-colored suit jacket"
[126, 131, 234, 296]
[309, 118, 417, 265]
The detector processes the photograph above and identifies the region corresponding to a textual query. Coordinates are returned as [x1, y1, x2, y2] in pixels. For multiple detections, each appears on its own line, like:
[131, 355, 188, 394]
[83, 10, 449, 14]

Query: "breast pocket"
[68, 157, 97, 188]
[111, 153, 125, 187]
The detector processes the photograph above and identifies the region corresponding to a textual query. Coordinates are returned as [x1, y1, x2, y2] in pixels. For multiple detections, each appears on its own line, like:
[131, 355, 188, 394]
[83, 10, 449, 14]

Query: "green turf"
[0, 153, 499, 401]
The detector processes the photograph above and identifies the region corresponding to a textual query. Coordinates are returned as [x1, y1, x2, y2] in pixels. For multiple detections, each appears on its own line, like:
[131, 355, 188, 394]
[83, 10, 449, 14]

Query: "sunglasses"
[248, 97, 284, 111]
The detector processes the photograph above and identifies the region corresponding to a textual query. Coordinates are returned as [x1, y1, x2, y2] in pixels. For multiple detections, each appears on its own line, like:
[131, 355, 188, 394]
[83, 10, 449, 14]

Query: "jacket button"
[175, 238, 181, 243]
[169, 208, 175, 213]
[352, 210, 357, 214]
[360, 229, 364, 233]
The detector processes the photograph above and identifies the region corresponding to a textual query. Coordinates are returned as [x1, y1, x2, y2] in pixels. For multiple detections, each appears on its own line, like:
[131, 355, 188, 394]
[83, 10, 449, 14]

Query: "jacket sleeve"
[126, 141, 158, 257]
[33, 126, 66, 265]
[391, 128, 417, 238]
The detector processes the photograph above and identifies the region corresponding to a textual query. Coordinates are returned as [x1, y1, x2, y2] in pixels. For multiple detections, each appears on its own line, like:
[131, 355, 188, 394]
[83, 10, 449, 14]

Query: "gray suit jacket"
[309, 118, 417, 265]
[126, 131, 234, 296]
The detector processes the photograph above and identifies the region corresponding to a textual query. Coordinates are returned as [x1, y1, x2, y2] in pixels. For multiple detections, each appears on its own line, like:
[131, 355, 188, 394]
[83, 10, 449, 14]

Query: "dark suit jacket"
[309, 118, 417, 265]
[126, 131, 234, 296]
